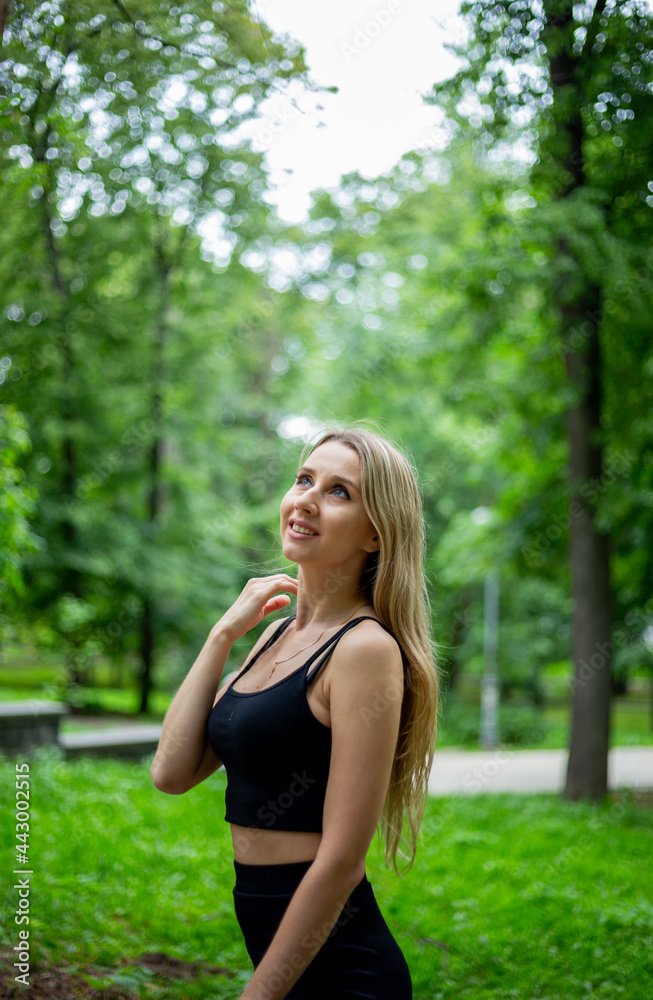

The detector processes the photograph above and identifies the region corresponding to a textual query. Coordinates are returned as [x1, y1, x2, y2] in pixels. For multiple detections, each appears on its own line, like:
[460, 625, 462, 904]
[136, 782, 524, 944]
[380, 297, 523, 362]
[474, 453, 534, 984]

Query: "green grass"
[435, 698, 653, 750]
[0, 748, 651, 999]
[535, 702, 653, 749]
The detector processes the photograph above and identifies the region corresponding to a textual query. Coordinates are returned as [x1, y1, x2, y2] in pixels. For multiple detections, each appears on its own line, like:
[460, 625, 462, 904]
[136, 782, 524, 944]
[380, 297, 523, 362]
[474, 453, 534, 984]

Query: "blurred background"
[1, 0, 653, 772]
[2, 4, 653, 999]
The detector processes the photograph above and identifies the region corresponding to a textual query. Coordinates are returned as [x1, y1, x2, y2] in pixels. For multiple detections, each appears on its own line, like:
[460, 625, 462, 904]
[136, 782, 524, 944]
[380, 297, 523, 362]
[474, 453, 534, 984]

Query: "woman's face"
[280, 441, 379, 568]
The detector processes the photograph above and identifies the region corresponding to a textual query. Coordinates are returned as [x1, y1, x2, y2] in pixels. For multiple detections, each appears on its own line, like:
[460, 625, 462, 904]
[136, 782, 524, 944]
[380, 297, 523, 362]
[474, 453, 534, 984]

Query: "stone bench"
[0, 700, 70, 752]
[0, 701, 163, 761]
[58, 724, 163, 761]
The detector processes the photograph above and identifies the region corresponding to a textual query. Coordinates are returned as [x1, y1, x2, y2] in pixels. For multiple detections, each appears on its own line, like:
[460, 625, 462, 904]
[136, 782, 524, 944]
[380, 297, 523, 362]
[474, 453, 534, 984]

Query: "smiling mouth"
[289, 521, 319, 537]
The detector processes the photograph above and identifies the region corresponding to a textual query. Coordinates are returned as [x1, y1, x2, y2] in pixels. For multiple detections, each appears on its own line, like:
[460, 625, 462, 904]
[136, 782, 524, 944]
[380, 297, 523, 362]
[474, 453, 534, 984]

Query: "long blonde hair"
[301, 421, 441, 876]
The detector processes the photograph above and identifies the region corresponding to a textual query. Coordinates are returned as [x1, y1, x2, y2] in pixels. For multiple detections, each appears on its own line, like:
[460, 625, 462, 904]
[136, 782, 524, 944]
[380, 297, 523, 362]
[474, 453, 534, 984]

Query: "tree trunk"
[443, 588, 475, 692]
[0, 0, 9, 45]
[542, 0, 613, 800]
[38, 138, 84, 683]
[138, 238, 168, 715]
[139, 595, 155, 715]
[562, 295, 613, 800]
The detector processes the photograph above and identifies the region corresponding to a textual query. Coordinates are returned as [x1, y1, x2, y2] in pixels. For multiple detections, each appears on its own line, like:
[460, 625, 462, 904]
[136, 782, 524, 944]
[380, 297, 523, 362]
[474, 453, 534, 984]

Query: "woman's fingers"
[215, 574, 298, 641]
[261, 595, 292, 615]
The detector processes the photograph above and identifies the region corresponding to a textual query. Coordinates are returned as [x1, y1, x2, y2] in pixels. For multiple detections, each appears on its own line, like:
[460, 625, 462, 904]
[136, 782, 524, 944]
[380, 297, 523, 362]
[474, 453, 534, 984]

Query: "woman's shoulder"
[349, 611, 399, 641]
[337, 615, 404, 671]
[323, 620, 405, 715]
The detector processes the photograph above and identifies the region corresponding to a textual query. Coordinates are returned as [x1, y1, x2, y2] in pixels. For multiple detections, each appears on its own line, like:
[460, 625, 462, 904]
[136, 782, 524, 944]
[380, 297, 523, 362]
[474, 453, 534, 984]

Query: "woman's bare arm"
[151, 616, 287, 795]
[151, 574, 298, 795]
[150, 625, 233, 794]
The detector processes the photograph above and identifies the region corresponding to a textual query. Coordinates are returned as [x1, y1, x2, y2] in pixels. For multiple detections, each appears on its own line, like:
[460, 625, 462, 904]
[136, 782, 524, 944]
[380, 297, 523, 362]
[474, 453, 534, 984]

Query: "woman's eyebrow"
[298, 466, 360, 492]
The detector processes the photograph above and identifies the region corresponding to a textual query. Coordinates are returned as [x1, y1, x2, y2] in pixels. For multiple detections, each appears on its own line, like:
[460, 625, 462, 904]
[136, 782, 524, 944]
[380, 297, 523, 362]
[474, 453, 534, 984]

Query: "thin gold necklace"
[267, 604, 367, 679]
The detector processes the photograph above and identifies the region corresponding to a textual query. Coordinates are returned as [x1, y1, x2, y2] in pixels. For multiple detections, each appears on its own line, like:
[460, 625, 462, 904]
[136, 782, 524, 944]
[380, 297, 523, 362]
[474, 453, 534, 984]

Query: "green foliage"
[425, 0, 653, 612]
[54, 682, 170, 717]
[1, 0, 652, 732]
[0, 2, 319, 694]
[441, 695, 551, 747]
[0, 404, 40, 612]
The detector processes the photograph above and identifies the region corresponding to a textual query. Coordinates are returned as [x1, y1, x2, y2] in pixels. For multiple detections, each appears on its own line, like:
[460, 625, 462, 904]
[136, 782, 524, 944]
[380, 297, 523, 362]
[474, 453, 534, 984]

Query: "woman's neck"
[292, 588, 372, 632]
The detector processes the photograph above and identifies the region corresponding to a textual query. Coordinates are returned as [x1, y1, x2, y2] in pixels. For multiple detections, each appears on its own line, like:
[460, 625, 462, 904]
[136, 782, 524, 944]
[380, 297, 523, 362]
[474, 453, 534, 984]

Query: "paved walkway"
[428, 746, 653, 795]
[56, 714, 653, 795]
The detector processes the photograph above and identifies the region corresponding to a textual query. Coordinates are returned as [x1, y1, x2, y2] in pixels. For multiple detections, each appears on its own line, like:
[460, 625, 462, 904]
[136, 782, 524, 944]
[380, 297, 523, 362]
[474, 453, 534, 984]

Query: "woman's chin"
[280, 541, 298, 563]
[281, 541, 311, 565]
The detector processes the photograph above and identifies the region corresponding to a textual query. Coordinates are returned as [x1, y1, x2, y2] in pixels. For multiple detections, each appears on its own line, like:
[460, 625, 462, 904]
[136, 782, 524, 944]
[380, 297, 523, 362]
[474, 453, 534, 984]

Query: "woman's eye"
[295, 475, 349, 499]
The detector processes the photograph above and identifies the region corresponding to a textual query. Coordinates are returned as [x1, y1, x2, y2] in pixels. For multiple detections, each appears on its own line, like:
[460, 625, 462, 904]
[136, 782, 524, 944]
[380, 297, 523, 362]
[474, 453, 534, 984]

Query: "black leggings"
[232, 858, 413, 999]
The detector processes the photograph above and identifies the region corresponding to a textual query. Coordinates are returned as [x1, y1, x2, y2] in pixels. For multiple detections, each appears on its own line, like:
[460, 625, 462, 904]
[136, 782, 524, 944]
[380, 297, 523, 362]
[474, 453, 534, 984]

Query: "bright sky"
[233, 0, 464, 223]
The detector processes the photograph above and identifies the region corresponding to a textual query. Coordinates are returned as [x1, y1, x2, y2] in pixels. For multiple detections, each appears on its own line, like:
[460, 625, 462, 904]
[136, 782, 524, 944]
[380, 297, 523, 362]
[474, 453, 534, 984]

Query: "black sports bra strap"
[237, 615, 296, 679]
[303, 616, 396, 688]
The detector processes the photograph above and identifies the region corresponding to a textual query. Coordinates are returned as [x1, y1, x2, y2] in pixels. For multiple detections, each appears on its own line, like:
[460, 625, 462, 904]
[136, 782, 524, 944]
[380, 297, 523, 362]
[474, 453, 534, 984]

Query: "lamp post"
[481, 571, 500, 749]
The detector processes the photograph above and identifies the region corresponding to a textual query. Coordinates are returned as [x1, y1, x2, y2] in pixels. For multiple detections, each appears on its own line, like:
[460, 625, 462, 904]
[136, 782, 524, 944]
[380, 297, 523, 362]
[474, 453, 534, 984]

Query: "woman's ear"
[363, 534, 380, 553]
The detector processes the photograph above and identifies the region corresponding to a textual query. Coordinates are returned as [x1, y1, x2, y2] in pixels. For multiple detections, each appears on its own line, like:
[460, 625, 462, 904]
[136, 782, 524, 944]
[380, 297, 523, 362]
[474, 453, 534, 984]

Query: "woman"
[151, 424, 440, 1000]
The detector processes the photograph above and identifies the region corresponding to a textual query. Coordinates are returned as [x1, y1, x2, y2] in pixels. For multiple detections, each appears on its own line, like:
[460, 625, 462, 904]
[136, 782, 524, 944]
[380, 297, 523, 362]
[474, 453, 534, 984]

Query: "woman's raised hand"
[214, 574, 299, 643]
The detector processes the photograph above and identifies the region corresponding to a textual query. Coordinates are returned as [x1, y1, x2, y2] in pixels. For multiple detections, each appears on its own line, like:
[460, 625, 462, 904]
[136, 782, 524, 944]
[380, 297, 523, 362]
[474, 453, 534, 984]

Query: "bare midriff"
[229, 825, 323, 865]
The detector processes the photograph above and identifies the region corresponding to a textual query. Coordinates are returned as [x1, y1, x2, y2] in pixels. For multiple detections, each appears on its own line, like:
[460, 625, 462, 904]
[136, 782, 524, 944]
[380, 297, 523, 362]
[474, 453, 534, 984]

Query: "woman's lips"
[288, 521, 319, 538]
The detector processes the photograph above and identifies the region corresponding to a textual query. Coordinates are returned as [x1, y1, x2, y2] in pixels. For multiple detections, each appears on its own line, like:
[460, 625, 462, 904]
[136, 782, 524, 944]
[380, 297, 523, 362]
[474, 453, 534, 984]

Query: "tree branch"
[582, 0, 609, 54]
[109, 0, 328, 120]
[0, 0, 8, 47]
[110, 0, 235, 67]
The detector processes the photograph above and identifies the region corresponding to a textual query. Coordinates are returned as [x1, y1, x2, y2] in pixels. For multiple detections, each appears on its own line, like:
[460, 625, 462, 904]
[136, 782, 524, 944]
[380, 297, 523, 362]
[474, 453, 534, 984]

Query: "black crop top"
[206, 614, 402, 833]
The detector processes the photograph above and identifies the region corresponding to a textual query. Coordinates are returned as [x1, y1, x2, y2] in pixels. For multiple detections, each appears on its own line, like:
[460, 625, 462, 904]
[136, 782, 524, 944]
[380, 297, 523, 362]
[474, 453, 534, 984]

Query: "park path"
[428, 745, 653, 795]
[58, 716, 653, 795]
[60, 716, 653, 795]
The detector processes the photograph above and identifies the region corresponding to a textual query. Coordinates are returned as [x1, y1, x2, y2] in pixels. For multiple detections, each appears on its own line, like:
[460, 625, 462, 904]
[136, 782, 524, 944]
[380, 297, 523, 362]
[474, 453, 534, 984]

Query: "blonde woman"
[151, 425, 440, 1000]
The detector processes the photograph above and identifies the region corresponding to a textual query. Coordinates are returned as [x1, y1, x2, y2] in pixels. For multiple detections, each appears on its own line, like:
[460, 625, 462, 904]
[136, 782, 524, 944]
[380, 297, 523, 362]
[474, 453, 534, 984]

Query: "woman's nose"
[295, 490, 317, 511]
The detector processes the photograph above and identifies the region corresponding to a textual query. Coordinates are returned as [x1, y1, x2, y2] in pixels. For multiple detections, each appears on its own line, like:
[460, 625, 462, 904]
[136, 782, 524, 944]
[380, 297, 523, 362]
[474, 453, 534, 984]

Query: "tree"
[0, 0, 316, 707]
[0, 404, 40, 643]
[425, 0, 653, 798]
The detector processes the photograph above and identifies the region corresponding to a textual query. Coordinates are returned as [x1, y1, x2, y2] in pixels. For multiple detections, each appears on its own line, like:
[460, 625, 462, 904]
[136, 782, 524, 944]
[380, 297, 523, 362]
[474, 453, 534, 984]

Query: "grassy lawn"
[434, 700, 653, 750]
[0, 747, 651, 1000]
[535, 702, 653, 749]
